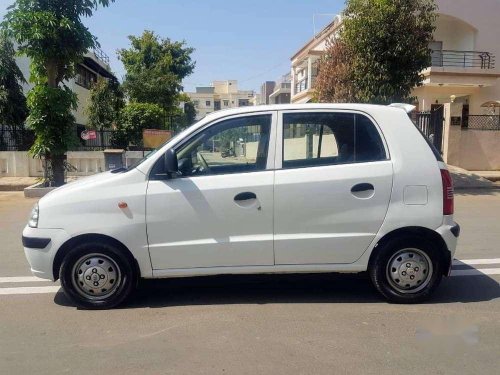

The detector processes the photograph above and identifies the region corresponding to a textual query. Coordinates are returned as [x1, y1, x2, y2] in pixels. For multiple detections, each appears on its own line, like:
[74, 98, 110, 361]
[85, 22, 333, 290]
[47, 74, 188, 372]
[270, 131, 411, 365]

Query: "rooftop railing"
[92, 46, 110, 66]
[431, 50, 495, 69]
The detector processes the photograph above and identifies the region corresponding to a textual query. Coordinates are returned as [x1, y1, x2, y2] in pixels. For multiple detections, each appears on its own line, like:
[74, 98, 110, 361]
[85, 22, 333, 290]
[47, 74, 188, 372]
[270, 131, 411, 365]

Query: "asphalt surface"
[0, 190, 499, 374]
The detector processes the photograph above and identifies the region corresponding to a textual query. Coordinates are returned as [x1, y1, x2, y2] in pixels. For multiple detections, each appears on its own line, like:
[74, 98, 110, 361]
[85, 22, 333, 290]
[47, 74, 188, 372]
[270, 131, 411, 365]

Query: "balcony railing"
[92, 46, 110, 66]
[431, 50, 495, 69]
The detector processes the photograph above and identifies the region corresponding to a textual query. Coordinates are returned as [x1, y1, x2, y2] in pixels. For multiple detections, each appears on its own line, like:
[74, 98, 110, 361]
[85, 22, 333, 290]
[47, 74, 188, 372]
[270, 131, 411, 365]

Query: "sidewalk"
[468, 170, 500, 182]
[0, 176, 81, 191]
[0, 177, 39, 191]
[447, 166, 499, 189]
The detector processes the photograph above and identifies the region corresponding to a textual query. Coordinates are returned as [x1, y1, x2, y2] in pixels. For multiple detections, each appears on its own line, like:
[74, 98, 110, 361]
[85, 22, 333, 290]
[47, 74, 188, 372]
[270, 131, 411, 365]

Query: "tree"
[112, 102, 164, 149]
[4, 0, 114, 186]
[314, 38, 355, 103]
[342, 0, 437, 104]
[87, 77, 124, 131]
[118, 30, 195, 114]
[0, 30, 28, 127]
[183, 101, 197, 127]
[315, 0, 437, 104]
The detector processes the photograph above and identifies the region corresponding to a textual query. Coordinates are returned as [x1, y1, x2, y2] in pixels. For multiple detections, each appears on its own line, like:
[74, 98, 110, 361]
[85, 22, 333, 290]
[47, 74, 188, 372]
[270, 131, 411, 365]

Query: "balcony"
[421, 50, 500, 89]
[431, 50, 495, 69]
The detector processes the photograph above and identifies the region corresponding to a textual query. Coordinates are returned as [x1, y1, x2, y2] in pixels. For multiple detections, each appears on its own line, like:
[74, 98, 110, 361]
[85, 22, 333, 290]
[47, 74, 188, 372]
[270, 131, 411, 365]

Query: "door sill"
[148, 263, 366, 279]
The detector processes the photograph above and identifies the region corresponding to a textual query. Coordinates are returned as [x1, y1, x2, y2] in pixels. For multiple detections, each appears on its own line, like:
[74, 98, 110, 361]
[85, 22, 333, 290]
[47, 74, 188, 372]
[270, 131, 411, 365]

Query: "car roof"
[202, 103, 405, 121]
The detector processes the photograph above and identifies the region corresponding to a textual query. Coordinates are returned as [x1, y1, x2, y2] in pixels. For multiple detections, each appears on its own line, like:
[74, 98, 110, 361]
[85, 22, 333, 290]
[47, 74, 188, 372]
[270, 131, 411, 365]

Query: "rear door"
[274, 110, 393, 264]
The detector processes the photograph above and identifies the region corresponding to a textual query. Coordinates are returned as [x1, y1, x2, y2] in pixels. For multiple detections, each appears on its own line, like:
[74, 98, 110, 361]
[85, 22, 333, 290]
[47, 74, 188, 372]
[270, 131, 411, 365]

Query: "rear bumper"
[436, 217, 460, 275]
[22, 226, 70, 281]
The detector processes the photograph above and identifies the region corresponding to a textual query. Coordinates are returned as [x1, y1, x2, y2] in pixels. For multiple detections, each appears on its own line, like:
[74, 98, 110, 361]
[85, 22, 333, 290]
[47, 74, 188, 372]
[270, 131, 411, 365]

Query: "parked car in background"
[22, 104, 459, 309]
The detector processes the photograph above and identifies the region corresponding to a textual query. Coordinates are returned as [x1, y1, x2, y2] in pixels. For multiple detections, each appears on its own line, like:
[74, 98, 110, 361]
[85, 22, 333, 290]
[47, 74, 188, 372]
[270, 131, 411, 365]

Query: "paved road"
[0, 191, 499, 374]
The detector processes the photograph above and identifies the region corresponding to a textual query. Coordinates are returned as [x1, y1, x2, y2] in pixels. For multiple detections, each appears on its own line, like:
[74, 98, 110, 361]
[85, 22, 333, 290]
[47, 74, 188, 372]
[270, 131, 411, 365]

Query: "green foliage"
[27, 85, 78, 157]
[183, 101, 197, 127]
[87, 77, 124, 130]
[118, 30, 195, 112]
[113, 102, 165, 148]
[341, 0, 437, 104]
[0, 30, 28, 126]
[4, 0, 114, 185]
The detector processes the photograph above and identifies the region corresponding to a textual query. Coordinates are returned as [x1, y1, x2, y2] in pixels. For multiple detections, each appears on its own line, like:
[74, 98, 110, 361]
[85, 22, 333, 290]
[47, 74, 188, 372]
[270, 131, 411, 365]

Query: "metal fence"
[465, 115, 500, 131]
[75, 128, 116, 151]
[0, 126, 35, 151]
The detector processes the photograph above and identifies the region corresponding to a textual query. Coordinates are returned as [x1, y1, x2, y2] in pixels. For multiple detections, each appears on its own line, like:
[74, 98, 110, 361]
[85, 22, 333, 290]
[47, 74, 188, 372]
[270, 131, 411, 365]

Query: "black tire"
[369, 236, 443, 304]
[59, 242, 137, 309]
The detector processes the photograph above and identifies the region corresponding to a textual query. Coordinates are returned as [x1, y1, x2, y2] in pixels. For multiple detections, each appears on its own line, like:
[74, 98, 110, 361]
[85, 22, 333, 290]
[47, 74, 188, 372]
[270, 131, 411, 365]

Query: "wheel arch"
[52, 233, 140, 281]
[369, 226, 452, 275]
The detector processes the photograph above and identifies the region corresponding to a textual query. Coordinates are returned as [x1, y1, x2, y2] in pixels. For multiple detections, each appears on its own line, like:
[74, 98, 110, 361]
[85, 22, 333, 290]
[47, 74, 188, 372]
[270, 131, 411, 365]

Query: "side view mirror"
[164, 149, 178, 175]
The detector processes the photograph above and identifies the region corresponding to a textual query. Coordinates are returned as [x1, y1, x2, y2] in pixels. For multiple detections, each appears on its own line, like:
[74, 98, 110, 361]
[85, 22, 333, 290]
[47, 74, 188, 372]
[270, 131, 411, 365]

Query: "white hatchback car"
[23, 104, 459, 309]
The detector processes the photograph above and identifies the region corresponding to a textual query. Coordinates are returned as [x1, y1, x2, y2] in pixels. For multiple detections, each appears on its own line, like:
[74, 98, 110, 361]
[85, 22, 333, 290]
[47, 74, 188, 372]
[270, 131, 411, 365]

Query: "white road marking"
[453, 258, 500, 266]
[0, 276, 48, 283]
[0, 286, 60, 295]
[450, 268, 500, 277]
[0, 258, 499, 296]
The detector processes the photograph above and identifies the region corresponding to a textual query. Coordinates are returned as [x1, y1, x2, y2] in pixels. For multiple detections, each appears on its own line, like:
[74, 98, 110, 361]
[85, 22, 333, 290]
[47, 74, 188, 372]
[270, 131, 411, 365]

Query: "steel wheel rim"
[71, 253, 122, 300]
[386, 248, 433, 294]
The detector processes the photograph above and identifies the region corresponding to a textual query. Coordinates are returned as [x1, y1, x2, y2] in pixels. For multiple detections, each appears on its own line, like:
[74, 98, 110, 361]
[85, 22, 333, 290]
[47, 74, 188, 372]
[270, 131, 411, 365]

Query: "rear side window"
[282, 112, 387, 169]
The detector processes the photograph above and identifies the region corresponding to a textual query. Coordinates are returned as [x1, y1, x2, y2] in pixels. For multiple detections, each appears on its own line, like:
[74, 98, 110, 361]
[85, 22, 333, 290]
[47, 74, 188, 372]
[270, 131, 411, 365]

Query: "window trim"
[275, 109, 390, 171]
[149, 111, 278, 180]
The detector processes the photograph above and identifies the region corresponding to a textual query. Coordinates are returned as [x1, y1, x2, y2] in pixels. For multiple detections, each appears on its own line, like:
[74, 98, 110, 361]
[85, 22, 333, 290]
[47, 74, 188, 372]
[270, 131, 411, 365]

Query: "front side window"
[282, 112, 386, 169]
[173, 114, 272, 177]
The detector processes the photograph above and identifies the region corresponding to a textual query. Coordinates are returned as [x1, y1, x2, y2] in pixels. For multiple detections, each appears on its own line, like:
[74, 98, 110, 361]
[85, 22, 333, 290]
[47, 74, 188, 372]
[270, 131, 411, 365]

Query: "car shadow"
[54, 271, 500, 309]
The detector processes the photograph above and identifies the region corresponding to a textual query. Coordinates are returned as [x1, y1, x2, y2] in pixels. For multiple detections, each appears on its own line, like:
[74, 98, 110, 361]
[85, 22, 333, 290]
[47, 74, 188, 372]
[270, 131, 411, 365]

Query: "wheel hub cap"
[386, 249, 433, 293]
[72, 254, 121, 299]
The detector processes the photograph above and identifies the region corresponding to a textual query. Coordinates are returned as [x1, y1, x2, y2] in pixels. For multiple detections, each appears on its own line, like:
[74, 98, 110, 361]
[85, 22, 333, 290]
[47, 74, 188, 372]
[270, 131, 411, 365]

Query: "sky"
[0, 0, 345, 92]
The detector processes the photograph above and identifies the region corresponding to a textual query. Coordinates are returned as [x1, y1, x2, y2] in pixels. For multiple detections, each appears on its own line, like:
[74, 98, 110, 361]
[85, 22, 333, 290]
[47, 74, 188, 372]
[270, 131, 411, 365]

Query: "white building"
[15, 47, 116, 127]
[290, 0, 500, 115]
[185, 80, 258, 120]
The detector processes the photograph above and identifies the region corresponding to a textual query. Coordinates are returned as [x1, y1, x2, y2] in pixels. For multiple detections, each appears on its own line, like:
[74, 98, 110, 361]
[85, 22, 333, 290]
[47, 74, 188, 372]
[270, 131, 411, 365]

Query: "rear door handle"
[351, 183, 374, 193]
[234, 192, 257, 201]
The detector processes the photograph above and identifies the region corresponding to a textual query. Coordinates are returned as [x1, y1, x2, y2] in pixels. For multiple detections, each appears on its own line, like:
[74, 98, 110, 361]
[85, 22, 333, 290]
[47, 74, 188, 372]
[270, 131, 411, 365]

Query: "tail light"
[440, 169, 454, 215]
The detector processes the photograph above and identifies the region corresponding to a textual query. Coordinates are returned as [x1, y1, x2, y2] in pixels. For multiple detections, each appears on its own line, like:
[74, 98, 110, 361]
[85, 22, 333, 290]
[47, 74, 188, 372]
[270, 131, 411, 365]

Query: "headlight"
[28, 203, 39, 228]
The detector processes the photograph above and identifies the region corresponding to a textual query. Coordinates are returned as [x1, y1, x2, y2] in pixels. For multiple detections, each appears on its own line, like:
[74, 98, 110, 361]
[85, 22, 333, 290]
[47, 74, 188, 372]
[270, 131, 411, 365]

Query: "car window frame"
[275, 109, 390, 170]
[149, 111, 278, 180]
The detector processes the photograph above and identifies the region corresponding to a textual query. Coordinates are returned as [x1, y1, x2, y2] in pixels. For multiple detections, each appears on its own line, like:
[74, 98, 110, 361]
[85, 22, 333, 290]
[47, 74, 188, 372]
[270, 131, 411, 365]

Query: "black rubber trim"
[450, 223, 460, 238]
[22, 236, 51, 249]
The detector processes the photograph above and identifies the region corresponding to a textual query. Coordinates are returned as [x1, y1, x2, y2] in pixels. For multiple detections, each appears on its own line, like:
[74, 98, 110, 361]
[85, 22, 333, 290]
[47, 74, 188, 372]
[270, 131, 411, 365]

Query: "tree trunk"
[46, 60, 66, 186]
[49, 154, 65, 187]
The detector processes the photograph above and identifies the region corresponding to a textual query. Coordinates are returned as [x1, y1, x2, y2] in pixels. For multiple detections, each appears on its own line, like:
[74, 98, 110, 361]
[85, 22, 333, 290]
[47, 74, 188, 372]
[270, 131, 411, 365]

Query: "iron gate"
[414, 106, 445, 153]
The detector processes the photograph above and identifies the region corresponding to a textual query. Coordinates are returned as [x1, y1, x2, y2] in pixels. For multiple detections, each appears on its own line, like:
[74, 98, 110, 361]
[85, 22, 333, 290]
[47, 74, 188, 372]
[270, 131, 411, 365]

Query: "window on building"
[75, 64, 97, 89]
[193, 100, 199, 108]
[282, 112, 386, 169]
[223, 100, 229, 107]
[206, 101, 211, 107]
[238, 99, 250, 107]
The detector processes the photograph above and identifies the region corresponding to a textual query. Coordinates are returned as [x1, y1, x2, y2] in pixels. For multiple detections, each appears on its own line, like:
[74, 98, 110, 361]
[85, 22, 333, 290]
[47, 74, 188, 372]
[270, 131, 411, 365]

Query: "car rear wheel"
[369, 237, 443, 303]
[59, 242, 137, 309]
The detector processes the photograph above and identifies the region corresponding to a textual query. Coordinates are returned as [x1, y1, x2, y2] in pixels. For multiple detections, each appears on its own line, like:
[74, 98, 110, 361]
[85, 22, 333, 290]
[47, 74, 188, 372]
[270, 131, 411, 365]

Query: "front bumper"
[22, 226, 71, 281]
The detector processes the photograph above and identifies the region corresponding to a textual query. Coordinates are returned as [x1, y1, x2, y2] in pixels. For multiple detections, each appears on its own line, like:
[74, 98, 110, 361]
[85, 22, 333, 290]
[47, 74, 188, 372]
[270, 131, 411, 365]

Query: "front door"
[274, 111, 393, 264]
[146, 112, 276, 270]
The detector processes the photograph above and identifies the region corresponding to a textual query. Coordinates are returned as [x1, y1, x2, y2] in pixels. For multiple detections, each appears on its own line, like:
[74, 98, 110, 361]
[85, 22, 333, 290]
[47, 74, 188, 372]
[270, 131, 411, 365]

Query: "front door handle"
[234, 192, 257, 201]
[234, 192, 260, 209]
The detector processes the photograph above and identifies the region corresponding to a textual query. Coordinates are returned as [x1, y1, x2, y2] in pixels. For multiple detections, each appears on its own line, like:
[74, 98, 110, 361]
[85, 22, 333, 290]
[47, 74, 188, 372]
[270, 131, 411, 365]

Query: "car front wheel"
[59, 242, 137, 309]
[369, 237, 443, 303]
